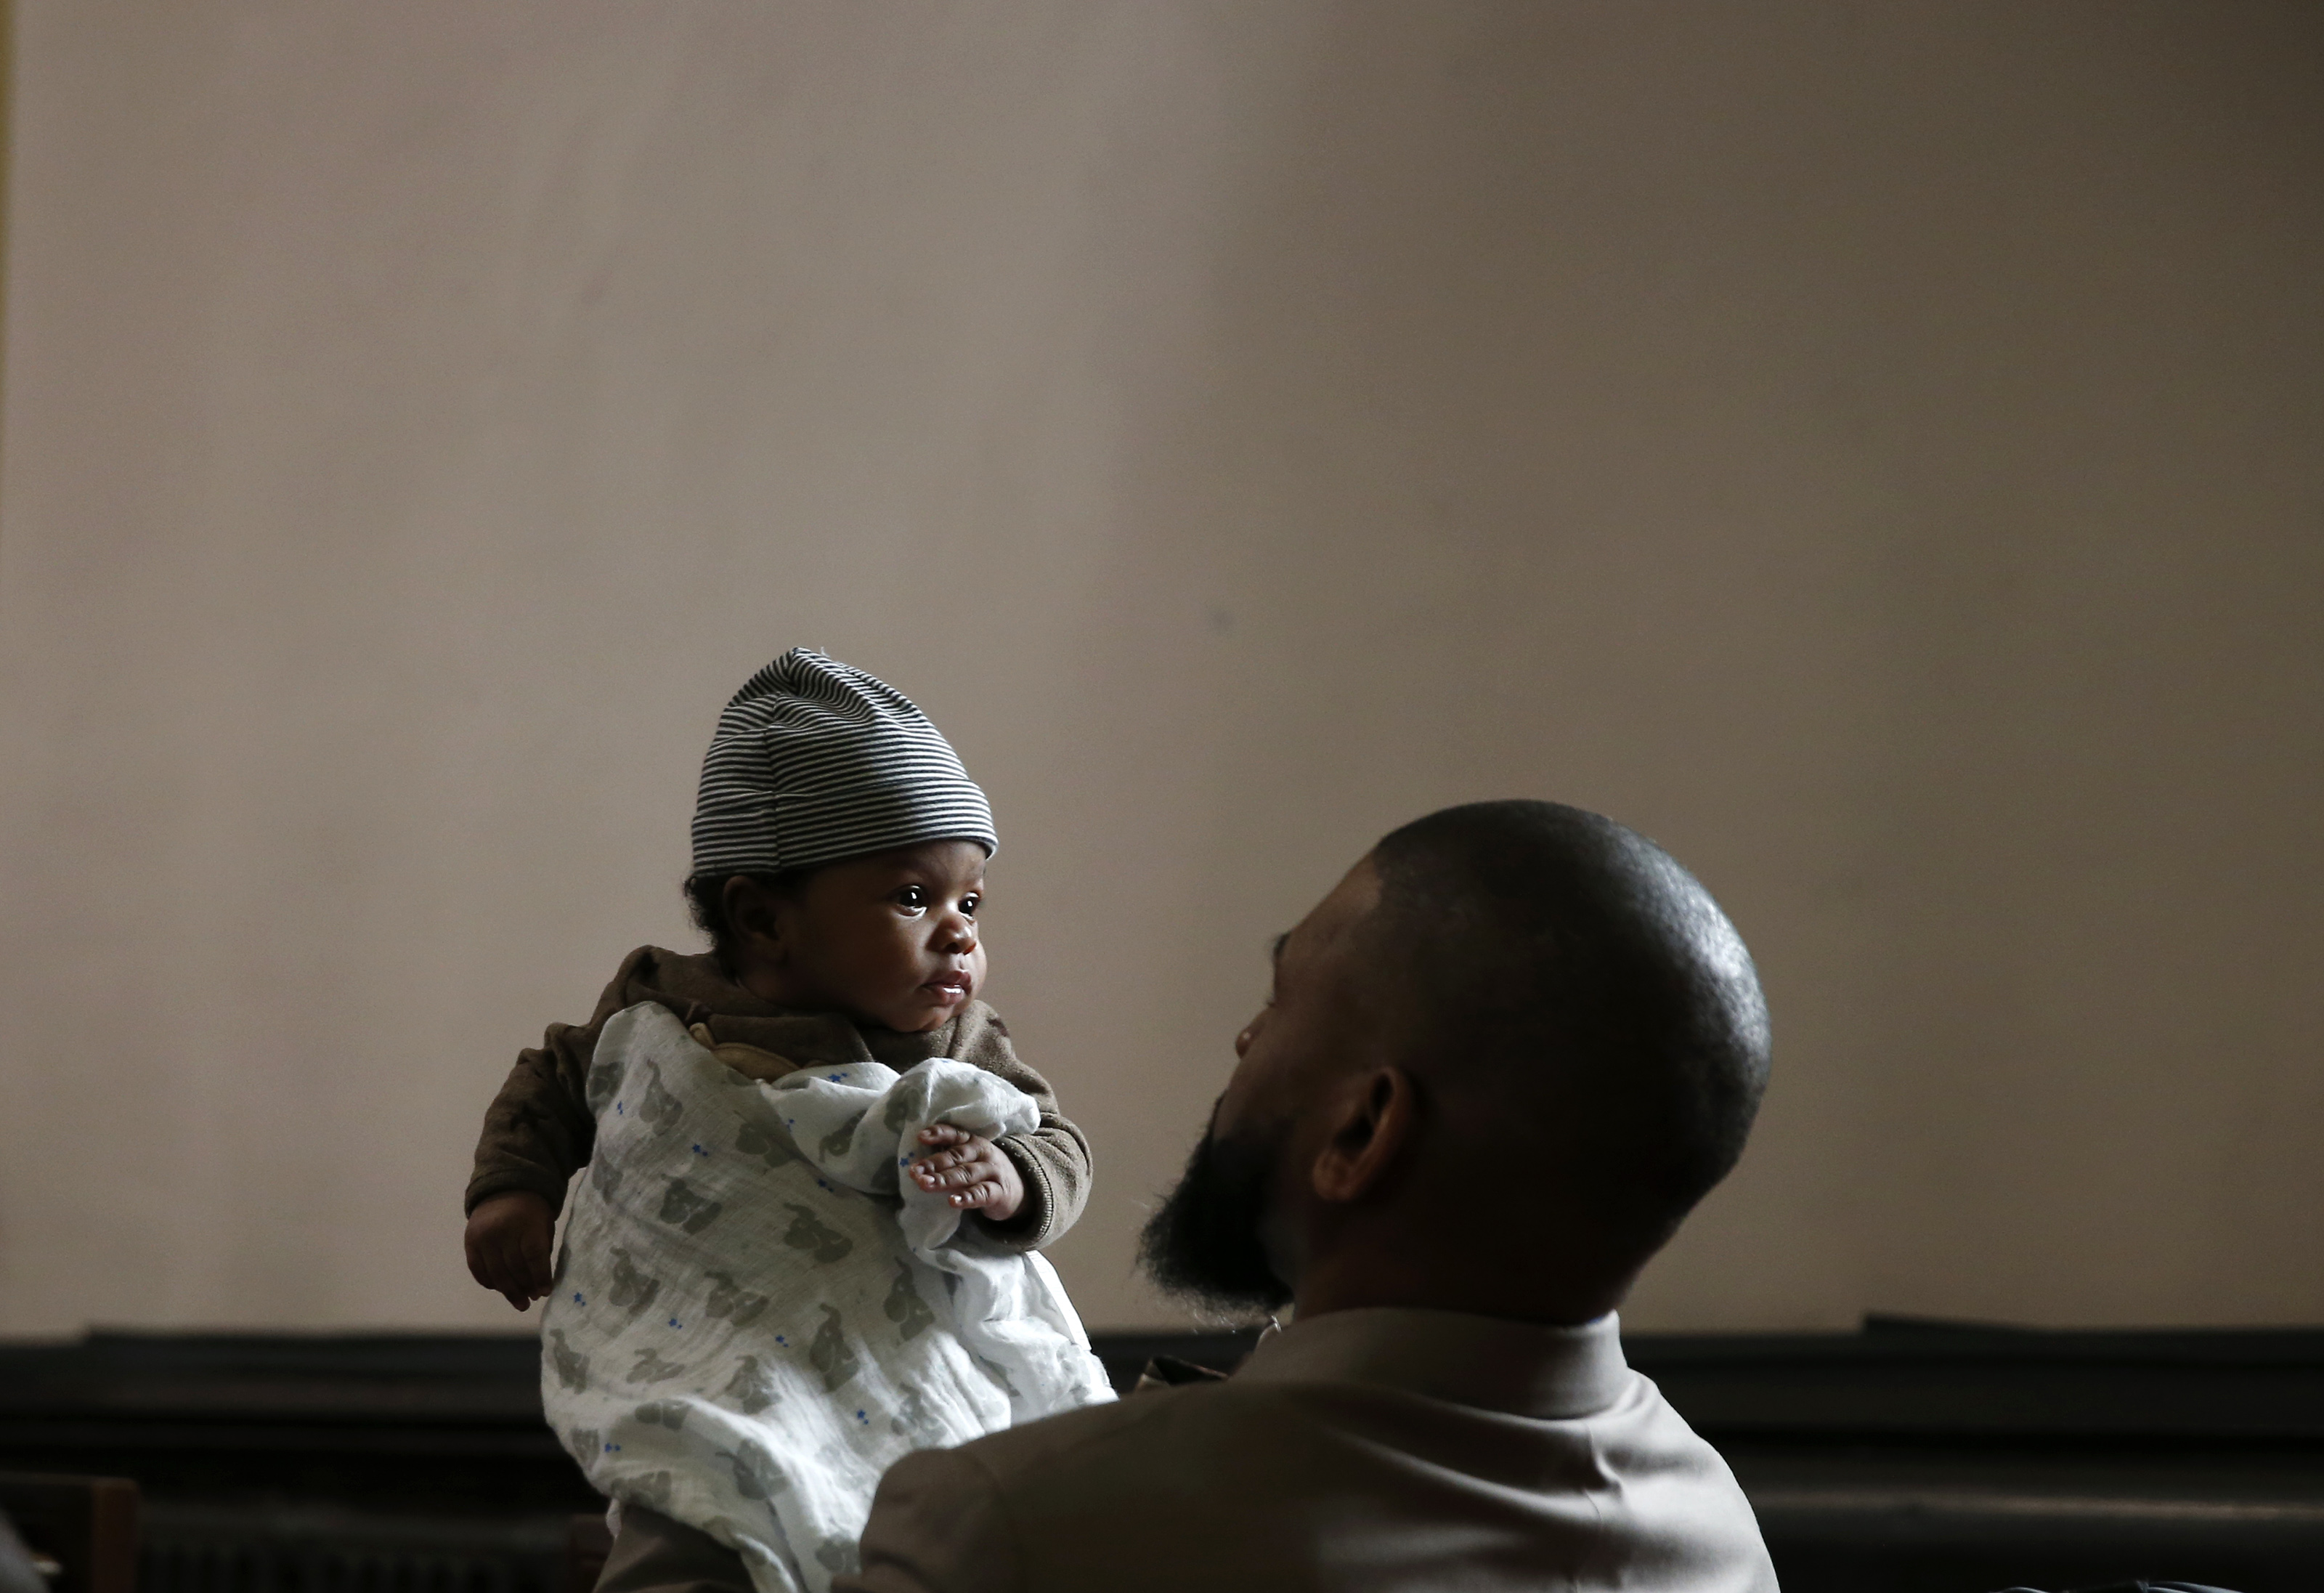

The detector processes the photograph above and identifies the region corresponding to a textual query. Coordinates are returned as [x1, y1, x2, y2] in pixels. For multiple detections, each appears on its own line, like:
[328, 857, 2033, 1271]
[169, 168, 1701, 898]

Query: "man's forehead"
[1280, 856, 1383, 967]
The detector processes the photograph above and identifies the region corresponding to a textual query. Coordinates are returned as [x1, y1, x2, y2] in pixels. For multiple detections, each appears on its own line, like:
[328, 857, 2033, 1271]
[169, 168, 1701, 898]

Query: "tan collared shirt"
[840, 1305, 1777, 1593]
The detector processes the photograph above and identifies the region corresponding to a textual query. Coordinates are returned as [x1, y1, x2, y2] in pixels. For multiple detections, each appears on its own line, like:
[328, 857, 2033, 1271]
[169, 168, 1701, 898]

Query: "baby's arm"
[462, 1041, 595, 1314]
[946, 1005, 1093, 1248]
[461, 951, 655, 1309]
[462, 1040, 587, 1314]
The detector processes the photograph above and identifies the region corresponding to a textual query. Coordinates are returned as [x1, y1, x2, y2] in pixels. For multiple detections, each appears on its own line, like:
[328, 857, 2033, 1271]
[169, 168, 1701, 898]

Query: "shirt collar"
[1236, 1307, 1631, 1419]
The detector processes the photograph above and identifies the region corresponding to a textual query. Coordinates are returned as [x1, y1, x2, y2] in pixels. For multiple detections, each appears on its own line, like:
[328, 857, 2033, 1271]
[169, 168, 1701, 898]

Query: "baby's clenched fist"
[465, 1190, 556, 1310]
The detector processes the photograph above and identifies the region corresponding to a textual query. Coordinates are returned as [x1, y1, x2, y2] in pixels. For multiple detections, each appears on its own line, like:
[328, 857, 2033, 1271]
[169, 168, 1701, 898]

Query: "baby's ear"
[723, 876, 789, 959]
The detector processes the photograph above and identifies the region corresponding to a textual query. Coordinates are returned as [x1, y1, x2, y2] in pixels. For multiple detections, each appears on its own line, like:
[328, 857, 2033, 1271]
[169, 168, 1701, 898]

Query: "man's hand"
[464, 1191, 556, 1310]
[909, 1126, 1026, 1223]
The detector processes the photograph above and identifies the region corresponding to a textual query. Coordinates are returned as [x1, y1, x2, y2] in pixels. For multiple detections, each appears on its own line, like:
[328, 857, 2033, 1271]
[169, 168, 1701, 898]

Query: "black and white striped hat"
[689, 649, 996, 879]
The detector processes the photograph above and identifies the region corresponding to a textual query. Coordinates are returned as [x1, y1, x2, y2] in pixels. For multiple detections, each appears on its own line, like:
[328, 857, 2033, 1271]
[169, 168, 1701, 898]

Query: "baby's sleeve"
[950, 1006, 1092, 1252]
[462, 1031, 598, 1217]
[461, 947, 657, 1216]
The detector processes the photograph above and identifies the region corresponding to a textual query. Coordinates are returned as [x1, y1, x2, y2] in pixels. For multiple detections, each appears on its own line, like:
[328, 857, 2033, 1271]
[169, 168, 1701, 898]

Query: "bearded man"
[840, 800, 1779, 1593]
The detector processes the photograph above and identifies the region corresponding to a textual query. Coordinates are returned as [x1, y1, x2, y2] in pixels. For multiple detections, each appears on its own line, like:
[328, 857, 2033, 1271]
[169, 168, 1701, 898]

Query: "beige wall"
[1, 1, 2318, 1335]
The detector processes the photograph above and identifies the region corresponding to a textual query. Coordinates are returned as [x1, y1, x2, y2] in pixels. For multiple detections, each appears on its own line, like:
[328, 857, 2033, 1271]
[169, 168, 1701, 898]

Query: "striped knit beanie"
[689, 649, 996, 879]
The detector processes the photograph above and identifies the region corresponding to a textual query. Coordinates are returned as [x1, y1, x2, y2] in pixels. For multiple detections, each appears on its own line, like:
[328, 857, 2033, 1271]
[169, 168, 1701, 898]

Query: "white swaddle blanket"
[540, 1003, 1115, 1593]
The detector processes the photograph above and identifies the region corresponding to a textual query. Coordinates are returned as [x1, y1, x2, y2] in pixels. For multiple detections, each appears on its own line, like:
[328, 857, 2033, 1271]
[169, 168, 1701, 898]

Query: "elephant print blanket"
[539, 1002, 1115, 1593]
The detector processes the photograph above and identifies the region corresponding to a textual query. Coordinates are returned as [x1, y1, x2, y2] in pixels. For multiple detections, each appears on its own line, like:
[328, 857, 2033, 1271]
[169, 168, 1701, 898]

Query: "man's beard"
[1137, 1115, 1294, 1317]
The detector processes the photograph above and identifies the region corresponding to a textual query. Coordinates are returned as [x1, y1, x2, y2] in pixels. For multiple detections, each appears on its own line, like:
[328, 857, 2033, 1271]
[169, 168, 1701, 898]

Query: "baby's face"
[772, 839, 989, 1032]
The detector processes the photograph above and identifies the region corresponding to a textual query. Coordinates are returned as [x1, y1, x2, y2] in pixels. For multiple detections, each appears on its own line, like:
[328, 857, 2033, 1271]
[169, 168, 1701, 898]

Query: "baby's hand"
[464, 1191, 556, 1310]
[909, 1125, 1026, 1223]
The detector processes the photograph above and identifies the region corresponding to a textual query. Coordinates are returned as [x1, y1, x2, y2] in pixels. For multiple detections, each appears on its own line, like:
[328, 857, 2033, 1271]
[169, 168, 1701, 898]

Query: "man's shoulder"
[966, 1377, 1238, 1467]
[927, 1374, 1289, 1504]
[962, 1361, 1773, 1534]
[863, 1369, 1775, 1593]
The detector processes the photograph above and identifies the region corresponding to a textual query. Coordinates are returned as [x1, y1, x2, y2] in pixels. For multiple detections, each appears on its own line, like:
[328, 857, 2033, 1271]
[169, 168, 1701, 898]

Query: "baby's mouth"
[922, 970, 973, 1002]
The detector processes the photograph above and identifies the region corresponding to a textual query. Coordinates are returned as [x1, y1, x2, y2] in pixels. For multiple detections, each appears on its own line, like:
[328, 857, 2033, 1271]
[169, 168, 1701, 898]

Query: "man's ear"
[1308, 1067, 1420, 1205]
[721, 875, 788, 963]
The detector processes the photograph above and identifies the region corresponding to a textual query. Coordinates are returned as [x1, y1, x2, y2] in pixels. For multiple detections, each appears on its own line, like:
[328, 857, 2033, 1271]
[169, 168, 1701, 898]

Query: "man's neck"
[1291, 1250, 1629, 1329]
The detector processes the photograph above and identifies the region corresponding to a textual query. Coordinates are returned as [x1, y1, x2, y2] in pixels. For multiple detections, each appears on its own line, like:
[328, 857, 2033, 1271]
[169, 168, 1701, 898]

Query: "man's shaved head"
[1143, 799, 1771, 1324]
[1365, 800, 1771, 1260]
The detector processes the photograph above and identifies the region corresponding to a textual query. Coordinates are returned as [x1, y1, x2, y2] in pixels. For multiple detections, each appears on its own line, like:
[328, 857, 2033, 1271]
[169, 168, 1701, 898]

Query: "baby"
[463, 649, 1112, 1593]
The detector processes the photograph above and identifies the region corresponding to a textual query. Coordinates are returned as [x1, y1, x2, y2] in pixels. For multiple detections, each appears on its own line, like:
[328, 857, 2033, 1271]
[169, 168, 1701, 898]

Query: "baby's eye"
[959, 894, 980, 917]
[895, 885, 929, 911]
